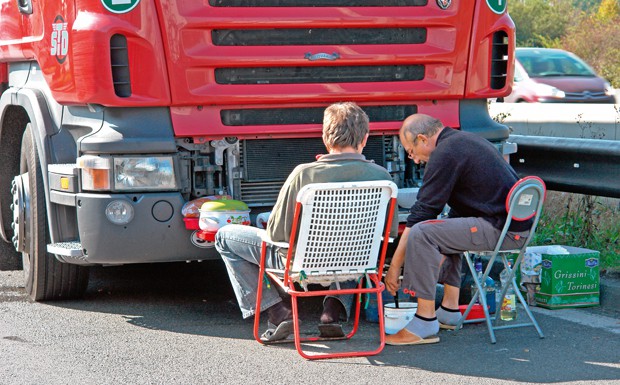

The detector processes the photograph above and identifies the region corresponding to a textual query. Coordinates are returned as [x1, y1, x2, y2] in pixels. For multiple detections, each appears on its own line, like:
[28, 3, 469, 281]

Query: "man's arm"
[385, 226, 410, 295]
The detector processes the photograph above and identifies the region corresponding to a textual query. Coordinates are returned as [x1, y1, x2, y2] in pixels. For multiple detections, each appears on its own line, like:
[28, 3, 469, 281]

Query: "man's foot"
[385, 328, 440, 345]
[436, 305, 462, 330]
[268, 301, 293, 326]
[259, 301, 295, 343]
[386, 313, 440, 345]
[318, 297, 346, 338]
[260, 320, 295, 342]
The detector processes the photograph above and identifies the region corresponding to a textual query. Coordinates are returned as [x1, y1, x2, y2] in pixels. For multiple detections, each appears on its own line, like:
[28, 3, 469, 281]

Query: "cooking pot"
[384, 302, 417, 334]
[198, 199, 251, 232]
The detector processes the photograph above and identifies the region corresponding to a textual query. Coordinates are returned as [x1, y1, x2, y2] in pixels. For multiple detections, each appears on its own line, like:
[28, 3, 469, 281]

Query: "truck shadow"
[49, 262, 619, 383]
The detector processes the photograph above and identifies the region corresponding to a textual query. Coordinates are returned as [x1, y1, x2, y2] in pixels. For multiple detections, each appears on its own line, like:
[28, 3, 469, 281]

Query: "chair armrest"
[260, 232, 290, 249]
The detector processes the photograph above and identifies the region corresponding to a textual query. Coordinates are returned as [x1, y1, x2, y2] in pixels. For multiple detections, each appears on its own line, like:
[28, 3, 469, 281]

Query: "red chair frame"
[253, 181, 397, 360]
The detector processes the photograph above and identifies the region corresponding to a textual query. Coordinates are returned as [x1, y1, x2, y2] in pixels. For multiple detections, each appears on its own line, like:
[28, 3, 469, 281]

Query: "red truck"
[0, 0, 515, 300]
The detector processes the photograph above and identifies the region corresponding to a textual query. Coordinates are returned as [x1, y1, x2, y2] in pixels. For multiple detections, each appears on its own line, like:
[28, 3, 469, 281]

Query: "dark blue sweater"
[406, 127, 531, 232]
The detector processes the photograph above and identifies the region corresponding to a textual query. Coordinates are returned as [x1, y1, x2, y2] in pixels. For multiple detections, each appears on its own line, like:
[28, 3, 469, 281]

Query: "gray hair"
[323, 102, 369, 149]
[400, 114, 443, 142]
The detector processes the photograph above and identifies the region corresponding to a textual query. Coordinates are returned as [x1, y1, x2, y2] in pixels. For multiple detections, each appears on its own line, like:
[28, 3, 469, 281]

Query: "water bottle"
[484, 270, 496, 314]
[470, 258, 496, 313]
[500, 260, 517, 321]
[469, 258, 484, 304]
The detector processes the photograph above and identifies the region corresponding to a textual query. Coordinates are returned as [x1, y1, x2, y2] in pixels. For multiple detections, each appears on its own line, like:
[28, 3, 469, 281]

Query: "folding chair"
[454, 176, 546, 343]
[253, 180, 398, 360]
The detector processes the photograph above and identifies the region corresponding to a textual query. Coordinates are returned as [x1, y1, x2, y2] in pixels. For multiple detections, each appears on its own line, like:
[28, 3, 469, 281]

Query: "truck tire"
[17, 124, 89, 301]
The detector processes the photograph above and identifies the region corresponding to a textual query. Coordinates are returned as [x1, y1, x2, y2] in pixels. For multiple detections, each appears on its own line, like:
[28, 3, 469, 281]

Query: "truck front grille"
[216, 65, 424, 85]
[221, 105, 417, 126]
[212, 28, 427, 46]
[239, 136, 389, 205]
[209, 0, 427, 6]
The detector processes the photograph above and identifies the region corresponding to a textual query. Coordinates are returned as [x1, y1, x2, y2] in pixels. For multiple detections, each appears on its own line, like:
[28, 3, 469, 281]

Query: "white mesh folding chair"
[454, 176, 547, 343]
[253, 180, 398, 360]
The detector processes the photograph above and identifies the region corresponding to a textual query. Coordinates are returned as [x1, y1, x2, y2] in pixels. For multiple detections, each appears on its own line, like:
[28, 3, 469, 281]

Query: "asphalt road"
[1, 261, 619, 385]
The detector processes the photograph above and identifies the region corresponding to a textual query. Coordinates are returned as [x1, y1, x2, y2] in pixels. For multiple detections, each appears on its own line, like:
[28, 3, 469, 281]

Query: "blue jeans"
[215, 224, 354, 320]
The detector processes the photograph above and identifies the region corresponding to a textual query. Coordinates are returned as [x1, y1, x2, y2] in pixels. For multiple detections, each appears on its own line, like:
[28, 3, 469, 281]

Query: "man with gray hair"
[384, 113, 530, 345]
[216, 102, 397, 342]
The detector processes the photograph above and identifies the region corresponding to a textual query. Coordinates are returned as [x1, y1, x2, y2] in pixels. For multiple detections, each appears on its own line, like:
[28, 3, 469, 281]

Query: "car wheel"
[14, 124, 89, 300]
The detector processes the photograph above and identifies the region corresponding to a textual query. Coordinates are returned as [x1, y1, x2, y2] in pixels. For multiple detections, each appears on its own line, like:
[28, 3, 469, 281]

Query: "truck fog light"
[105, 200, 134, 225]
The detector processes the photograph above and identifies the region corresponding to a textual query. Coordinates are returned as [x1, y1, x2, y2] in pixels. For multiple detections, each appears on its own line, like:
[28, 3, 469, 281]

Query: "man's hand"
[384, 265, 401, 296]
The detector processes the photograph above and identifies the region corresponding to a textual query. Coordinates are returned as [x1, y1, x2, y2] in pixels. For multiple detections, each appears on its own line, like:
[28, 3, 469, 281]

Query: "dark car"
[504, 48, 615, 103]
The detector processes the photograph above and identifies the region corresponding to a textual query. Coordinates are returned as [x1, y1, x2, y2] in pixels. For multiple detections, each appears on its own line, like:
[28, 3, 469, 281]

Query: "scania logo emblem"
[437, 0, 452, 9]
[305, 52, 340, 61]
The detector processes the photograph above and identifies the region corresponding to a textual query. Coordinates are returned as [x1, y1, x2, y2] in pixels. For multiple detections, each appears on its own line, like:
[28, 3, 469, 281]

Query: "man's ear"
[357, 133, 369, 152]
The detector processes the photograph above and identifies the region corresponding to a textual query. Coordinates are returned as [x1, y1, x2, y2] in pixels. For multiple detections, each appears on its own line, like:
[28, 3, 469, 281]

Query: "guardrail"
[487, 103, 620, 198]
[489, 103, 620, 140]
[508, 135, 620, 198]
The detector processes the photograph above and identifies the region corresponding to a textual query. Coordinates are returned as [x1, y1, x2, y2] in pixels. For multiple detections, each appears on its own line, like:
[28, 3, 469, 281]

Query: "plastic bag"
[182, 195, 232, 217]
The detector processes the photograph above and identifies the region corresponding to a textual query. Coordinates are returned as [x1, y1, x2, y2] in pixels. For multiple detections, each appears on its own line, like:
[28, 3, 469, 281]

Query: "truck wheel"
[14, 124, 89, 301]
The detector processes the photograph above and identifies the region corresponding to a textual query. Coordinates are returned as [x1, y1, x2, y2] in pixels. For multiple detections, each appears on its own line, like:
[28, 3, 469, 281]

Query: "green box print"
[531, 246, 600, 309]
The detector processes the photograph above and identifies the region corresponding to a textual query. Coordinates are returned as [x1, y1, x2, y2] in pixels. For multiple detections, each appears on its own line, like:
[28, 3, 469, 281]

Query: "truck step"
[47, 241, 84, 258]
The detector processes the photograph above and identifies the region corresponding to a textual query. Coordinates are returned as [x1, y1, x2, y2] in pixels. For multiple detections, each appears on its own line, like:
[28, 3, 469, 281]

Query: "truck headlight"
[114, 157, 176, 190]
[77, 155, 176, 191]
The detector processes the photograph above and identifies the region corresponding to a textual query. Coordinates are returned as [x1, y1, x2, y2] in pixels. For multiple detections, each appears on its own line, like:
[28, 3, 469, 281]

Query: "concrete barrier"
[488, 103, 620, 140]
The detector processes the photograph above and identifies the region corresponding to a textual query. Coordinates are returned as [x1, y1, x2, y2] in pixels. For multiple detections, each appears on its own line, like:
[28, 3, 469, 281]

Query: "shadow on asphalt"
[41, 261, 620, 383]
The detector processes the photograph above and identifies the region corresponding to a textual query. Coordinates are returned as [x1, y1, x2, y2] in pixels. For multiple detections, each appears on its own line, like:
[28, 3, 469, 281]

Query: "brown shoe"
[385, 328, 440, 346]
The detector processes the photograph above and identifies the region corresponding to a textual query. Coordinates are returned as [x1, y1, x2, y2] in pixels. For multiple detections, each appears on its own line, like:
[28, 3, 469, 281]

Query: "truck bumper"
[65, 192, 219, 264]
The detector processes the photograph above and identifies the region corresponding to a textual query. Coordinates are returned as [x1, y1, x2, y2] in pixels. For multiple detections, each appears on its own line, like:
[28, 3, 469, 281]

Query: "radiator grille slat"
[216, 65, 424, 85]
[222, 105, 417, 126]
[110, 34, 131, 97]
[491, 31, 509, 90]
[212, 28, 427, 46]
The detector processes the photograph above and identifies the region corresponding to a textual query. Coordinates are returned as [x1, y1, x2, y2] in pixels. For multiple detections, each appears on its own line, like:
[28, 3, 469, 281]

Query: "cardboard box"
[528, 245, 600, 309]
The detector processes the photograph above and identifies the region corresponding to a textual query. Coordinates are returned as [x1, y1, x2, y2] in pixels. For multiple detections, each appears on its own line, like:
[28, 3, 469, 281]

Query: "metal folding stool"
[454, 176, 547, 343]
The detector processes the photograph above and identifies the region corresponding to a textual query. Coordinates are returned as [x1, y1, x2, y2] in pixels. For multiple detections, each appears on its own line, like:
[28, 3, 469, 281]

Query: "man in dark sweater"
[384, 114, 530, 345]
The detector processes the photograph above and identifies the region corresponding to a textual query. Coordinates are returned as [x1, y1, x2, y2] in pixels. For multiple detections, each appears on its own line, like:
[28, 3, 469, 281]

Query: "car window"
[516, 50, 596, 77]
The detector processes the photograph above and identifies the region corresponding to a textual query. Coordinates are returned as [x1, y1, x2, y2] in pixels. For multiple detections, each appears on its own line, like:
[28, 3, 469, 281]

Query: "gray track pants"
[402, 217, 529, 300]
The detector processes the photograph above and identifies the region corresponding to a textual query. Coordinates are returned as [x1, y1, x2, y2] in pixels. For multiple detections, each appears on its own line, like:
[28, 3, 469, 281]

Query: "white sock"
[404, 313, 439, 339]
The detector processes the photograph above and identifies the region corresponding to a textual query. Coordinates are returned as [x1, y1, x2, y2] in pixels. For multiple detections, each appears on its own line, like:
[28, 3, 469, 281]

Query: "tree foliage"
[509, 0, 620, 87]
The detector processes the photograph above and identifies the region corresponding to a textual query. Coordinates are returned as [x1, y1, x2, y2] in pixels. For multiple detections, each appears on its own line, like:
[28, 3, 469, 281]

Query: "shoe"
[439, 322, 462, 331]
[385, 328, 440, 346]
[318, 323, 345, 338]
[260, 320, 295, 343]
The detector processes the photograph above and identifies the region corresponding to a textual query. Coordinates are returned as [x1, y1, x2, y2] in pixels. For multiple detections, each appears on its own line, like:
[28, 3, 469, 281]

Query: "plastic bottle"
[470, 258, 484, 304]
[500, 260, 517, 321]
[484, 269, 496, 314]
[470, 258, 496, 313]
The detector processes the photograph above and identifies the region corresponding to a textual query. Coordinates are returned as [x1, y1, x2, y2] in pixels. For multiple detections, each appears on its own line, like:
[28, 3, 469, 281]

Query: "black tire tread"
[22, 124, 89, 301]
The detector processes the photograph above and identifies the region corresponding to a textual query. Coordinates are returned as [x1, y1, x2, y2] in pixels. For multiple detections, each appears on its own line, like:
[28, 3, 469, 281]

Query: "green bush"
[533, 191, 620, 273]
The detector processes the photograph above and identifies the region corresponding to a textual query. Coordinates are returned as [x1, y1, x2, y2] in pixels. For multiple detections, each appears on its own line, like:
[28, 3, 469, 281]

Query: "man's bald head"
[400, 114, 443, 142]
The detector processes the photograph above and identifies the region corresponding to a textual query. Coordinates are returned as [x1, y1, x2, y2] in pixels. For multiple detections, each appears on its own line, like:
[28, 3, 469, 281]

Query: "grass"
[532, 191, 620, 273]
